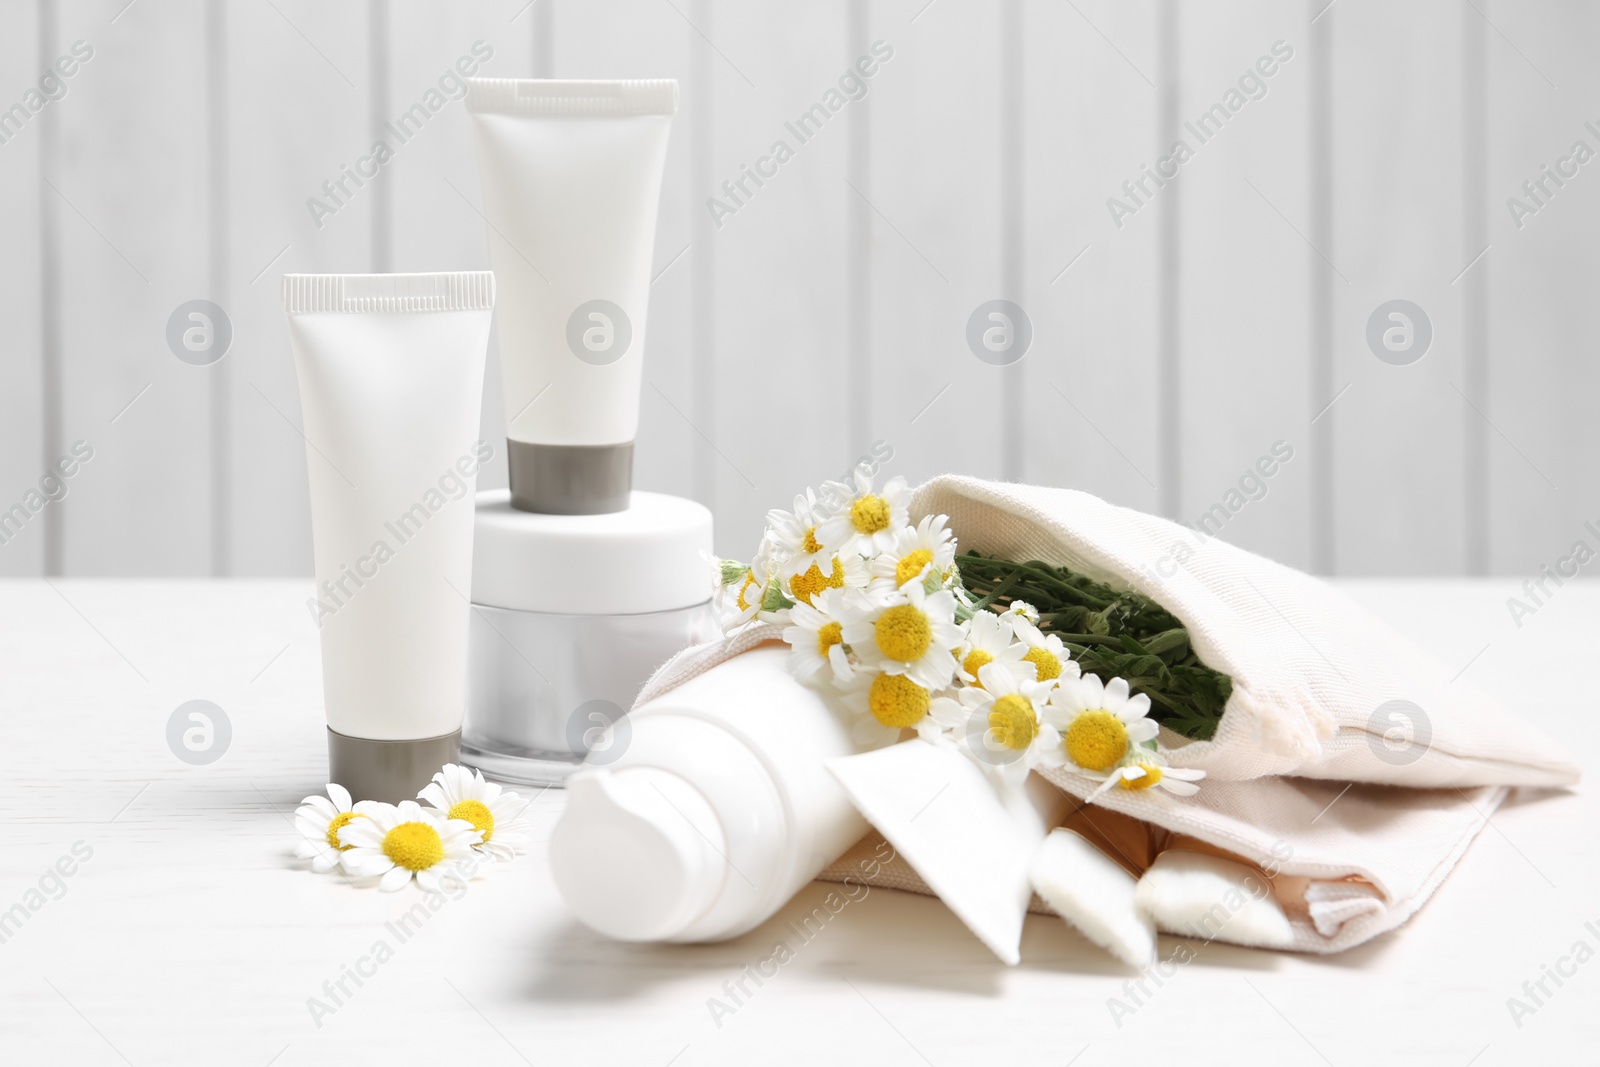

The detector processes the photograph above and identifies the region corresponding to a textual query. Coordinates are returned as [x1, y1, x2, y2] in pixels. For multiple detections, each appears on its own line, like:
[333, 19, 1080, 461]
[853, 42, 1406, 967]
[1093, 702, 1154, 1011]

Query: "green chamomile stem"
[953, 549, 1230, 742]
[958, 555, 1115, 611]
[965, 569, 1025, 615]
[1056, 634, 1128, 647]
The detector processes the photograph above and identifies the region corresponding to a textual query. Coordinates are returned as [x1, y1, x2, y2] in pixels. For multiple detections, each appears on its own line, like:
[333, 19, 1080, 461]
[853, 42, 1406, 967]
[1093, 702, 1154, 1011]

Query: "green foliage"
[953, 551, 1231, 741]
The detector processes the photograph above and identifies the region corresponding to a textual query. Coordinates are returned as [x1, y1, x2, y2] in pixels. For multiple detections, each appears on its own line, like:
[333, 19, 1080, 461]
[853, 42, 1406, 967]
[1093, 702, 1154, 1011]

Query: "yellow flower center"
[381, 821, 444, 871]
[802, 526, 823, 555]
[816, 621, 843, 658]
[789, 557, 846, 605]
[895, 548, 934, 587]
[448, 799, 495, 843]
[1022, 647, 1062, 682]
[868, 673, 929, 728]
[962, 648, 994, 684]
[987, 694, 1038, 751]
[850, 494, 891, 535]
[874, 604, 932, 662]
[736, 573, 757, 612]
[1065, 710, 1129, 771]
[1119, 762, 1163, 791]
[326, 810, 361, 851]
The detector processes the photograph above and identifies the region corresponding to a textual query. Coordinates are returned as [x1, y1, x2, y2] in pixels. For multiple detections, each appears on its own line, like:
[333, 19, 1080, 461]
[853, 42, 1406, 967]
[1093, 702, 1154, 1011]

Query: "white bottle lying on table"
[549, 645, 868, 942]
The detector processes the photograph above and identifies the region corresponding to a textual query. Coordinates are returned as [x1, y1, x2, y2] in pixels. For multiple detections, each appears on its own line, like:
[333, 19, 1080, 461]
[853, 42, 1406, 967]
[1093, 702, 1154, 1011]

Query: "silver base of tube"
[507, 440, 633, 515]
[326, 727, 461, 804]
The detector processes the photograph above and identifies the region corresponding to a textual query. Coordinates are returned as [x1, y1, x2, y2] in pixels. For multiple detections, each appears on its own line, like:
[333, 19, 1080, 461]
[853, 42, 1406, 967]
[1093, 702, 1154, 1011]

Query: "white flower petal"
[378, 866, 414, 892]
[295, 815, 330, 842]
[1127, 719, 1160, 743]
[300, 796, 336, 821]
[345, 851, 393, 877]
[353, 800, 398, 825]
[929, 696, 967, 730]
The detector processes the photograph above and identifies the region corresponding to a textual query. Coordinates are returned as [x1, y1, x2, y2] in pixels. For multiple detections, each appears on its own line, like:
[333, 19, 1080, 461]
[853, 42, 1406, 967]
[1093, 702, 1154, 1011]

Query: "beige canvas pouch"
[637, 476, 1579, 954]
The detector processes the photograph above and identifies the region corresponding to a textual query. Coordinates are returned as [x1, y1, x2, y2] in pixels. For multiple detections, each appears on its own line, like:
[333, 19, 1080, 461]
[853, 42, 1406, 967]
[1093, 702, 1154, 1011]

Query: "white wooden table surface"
[1, 578, 1594, 1066]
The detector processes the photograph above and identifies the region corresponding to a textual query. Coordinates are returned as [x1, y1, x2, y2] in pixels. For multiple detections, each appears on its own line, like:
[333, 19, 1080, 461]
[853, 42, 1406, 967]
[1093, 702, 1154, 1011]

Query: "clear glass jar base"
[460, 734, 585, 788]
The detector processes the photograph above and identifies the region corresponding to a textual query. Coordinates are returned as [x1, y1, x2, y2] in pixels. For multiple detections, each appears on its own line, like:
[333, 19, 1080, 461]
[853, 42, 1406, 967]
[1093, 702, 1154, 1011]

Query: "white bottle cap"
[548, 659, 806, 943]
[549, 766, 726, 941]
[471, 489, 713, 615]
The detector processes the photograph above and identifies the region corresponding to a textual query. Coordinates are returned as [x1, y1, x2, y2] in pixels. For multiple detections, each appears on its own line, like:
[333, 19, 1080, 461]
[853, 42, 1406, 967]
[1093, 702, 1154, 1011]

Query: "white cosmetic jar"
[462, 488, 717, 786]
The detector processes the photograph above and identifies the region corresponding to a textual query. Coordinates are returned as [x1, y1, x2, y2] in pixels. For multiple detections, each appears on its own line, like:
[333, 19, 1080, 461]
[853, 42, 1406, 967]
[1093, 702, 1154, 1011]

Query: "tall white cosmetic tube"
[466, 78, 675, 514]
[283, 272, 496, 802]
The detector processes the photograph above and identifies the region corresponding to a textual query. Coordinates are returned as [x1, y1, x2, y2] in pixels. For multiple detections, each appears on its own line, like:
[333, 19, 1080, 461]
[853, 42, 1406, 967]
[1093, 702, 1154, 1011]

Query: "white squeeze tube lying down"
[465, 78, 675, 515]
[549, 645, 869, 942]
[282, 272, 495, 803]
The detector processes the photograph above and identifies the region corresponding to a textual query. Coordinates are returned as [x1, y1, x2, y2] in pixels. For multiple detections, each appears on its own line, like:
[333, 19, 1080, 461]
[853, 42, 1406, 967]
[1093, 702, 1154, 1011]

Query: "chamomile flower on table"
[338, 800, 481, 891]
[839, 575, 964, 692]
[1010, 616, 1080, 686]
[1091, 749, 1207, 799]
[867, 513, 957, 594]
[956, 608, 1029, 688]
[1043, 673, 1160, 789]
[293, 782, 362, 874]
[946, 660, 1064, 784]
[839, 662, 965, 748]
[816, 467, 912, 557]
[418, 764, 533, 862]
[781, 586, 863, 685]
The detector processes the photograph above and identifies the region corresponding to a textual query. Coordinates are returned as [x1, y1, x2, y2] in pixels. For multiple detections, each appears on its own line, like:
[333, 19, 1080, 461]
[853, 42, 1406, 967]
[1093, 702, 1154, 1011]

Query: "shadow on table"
[517, 876, 1309, 1004]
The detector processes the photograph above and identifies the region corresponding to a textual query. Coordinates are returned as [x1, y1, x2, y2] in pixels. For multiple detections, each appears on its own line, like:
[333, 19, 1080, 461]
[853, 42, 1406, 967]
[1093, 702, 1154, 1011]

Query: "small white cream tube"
[466, 78, 676, 514]
[282, 272, 495, 802]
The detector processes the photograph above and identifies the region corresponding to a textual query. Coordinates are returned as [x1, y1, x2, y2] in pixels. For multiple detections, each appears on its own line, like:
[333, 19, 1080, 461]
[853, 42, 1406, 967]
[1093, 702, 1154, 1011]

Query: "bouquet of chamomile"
[715, 467, 1233, 799]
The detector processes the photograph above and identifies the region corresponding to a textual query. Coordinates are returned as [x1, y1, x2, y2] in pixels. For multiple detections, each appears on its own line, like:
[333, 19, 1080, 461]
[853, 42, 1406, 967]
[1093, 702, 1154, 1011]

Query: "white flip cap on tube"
[548, 647, 868, 943]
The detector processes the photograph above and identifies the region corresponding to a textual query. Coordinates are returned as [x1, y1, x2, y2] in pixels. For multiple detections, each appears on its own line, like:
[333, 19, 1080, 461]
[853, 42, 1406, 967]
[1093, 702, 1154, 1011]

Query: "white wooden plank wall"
[1, 0, 1592, 579]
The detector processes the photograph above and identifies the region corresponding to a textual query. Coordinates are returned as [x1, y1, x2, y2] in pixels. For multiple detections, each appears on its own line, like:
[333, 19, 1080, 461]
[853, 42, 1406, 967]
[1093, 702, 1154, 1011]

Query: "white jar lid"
[471, 489, 714, 615]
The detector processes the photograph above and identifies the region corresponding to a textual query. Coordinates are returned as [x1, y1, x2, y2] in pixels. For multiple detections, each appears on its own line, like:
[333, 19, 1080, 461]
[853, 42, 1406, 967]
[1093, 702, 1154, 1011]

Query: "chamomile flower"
[782, 586, 862, 685]
[1043, 674, 1159, 785]
[293, 782, 363, 874]
[868, 514, 957, 593]
[338, 800, 481, 892]
[768, 489, 835, 580]
[1089, 748, 1206, 799]
[1010, 617, 1080, 685]
[839, 577, 964, 692]
[785, 550, 868, 608]
[955, 608, 1028, 687]
[839, 664, 965, 748]
[707, 551, 749, 589]
[722, 540, 778, 631]
[418, 764, 531, 862]
[949, 661, 1063, 783]
[816, 467, 912, 557]
[1003, 600, 1040, 626]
